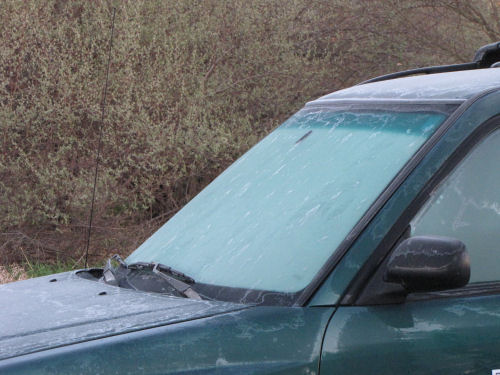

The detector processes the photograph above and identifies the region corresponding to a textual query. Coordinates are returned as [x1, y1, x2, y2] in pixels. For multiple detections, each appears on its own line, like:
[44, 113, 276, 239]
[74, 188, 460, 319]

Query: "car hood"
[0, 271, 248, 360]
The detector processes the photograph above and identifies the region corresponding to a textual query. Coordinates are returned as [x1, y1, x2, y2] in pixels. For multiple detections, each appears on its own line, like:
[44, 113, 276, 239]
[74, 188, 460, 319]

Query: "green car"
[3, 42, 500, 375]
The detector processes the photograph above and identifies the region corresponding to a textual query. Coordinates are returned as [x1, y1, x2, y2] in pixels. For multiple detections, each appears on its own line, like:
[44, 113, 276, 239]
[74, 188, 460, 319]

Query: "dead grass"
[0, 264, 28, 284]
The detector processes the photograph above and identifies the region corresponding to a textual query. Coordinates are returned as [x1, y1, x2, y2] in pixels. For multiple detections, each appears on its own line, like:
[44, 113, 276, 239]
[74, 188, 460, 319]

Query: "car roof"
[308, 68, 500, 105]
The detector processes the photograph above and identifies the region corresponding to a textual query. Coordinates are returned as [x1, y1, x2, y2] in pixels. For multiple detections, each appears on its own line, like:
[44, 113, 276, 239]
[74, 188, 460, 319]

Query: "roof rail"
[359, 41, 500, 85]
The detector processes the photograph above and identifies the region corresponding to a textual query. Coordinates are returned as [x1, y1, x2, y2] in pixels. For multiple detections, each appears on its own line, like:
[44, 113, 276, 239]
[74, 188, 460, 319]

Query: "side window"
[411, 129, 500, 284]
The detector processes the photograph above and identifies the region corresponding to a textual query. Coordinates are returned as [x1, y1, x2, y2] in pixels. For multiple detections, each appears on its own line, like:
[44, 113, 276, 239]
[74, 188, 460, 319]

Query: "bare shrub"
[1, 0, 498, 265]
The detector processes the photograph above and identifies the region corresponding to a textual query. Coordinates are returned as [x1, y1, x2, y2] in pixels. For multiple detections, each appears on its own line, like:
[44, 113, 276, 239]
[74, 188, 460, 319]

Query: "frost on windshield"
[128, 108, 446, 293]
[412, 129, 500, 283]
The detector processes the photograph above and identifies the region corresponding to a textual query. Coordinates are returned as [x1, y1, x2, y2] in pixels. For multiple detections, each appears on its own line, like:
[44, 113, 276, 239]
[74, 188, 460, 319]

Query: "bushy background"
[1, 0, 498, 266]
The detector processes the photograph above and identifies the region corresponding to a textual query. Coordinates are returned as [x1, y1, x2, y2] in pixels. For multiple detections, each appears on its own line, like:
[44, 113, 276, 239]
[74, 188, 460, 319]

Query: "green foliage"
[24, 261, 75, 279]
[0, 0, 497, 264]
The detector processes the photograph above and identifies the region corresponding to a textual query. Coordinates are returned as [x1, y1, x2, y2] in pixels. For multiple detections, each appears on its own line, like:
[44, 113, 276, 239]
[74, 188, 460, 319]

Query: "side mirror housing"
[384, 236, 470, 293]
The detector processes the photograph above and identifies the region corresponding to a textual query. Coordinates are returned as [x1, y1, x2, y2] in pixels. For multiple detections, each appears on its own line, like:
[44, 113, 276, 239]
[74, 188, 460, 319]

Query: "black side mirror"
[384, 236, 470, 293]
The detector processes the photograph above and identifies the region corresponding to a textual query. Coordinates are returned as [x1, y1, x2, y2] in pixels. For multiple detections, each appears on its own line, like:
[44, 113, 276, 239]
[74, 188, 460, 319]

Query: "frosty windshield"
[128, 106, 449, 294]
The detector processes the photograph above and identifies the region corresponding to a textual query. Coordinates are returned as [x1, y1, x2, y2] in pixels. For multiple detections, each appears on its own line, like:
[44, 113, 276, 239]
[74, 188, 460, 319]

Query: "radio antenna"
[85, 7, 116, 268]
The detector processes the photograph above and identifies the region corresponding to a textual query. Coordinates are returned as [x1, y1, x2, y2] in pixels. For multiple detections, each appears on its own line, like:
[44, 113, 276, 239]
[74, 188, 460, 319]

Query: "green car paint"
[321, 295, 500, 374]
[3, 67, 500, 374]
[2, 302, 334, 374]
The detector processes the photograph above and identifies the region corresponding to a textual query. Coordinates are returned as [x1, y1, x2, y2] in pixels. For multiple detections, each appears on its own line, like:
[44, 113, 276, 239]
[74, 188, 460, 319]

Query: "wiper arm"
[152, 263, 202, 300]
[123, 260, 202, 300]
[128, 261, 194, 284]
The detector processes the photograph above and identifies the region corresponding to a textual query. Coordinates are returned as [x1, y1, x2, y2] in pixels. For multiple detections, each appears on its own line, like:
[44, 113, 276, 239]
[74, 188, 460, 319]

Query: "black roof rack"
[359, 41, 500, 85]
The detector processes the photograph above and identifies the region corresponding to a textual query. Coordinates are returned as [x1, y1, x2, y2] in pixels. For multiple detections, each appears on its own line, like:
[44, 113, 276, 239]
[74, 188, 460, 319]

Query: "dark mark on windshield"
[295, 130, 312, 144]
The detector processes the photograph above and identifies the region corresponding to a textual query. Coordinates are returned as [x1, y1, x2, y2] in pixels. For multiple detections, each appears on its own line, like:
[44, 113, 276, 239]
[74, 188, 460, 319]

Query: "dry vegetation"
[0, 0, 498, 271]
[0, 265, 27, 284]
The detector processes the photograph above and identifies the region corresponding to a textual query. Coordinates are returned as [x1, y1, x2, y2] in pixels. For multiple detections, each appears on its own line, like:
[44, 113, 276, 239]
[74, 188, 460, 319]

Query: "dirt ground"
[0, 265, 27, 284]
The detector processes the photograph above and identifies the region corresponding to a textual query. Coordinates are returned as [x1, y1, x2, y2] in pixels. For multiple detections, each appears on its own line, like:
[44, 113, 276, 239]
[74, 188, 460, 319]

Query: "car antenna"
[84, 7, 116, 268]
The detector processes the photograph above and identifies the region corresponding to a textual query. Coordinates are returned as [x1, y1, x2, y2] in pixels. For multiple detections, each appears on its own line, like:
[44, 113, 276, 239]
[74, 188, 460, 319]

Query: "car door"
[320, 124, 500, 374]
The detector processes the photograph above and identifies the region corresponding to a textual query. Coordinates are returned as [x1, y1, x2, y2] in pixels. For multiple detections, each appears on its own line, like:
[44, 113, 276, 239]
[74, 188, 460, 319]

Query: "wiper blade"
[127, 261, 201, 300]
[151, 263, 201, 300]
[127, 261, 195, 284]
[103, 256, 202, 300]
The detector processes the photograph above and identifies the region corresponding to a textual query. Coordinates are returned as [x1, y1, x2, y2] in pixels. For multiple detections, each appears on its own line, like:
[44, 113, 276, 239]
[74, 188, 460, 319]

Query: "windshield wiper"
[102, 255, 202, 300]
[127, 261, 194, 283]
[128, 261, 202, 300]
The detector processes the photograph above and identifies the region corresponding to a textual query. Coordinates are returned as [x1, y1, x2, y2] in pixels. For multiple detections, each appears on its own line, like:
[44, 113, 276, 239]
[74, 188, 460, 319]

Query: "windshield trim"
[295, 94, 493, 307]
[304, 102, 459, 116]
[307, 98, 466, 107]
